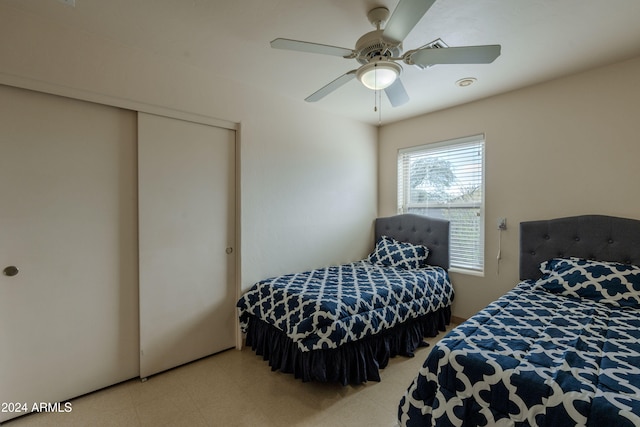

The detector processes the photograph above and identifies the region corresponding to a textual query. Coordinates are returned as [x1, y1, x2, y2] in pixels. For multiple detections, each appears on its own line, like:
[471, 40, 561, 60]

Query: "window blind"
[398, 135, 485, 272]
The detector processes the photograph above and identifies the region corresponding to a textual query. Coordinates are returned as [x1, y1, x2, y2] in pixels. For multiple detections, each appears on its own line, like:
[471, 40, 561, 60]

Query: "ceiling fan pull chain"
[378, 90, 383, 125]
[374, 72, 378, 113]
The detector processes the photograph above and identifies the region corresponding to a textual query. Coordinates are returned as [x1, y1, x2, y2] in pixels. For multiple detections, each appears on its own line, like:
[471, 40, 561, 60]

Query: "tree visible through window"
[398, 135, 485, 273]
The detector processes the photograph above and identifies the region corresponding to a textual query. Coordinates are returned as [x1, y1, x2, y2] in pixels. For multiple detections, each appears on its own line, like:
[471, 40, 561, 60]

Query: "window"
[398, 135, 485, 273]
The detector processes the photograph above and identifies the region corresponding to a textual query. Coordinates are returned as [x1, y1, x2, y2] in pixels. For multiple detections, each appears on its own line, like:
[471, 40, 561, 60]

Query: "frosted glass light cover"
[357, 61, 401, 90]
[360, 67, 397, 90]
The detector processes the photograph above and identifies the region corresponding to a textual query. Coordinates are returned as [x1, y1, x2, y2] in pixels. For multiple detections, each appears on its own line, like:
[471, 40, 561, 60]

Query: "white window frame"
[397, 134, 485, 275]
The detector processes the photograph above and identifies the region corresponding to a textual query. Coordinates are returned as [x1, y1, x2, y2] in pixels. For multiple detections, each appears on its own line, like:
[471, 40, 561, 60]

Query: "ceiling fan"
[271, 0, 501, 107]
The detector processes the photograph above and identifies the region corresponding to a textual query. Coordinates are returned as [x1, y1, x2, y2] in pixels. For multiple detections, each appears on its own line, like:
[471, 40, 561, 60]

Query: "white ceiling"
[6, 0, 640, 125]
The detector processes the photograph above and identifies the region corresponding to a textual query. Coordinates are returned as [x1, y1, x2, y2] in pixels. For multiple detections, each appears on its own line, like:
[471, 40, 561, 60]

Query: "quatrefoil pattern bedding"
[538, 257, 640, 308]
[367, 235, 430, 269]
[237, 260, 453, 352]
[398, 279, 640, 427]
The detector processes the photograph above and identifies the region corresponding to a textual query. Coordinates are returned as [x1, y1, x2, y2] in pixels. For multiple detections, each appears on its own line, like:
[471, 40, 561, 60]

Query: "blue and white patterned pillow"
[367, 235, 429, 269]
[537, 257, 640, 308]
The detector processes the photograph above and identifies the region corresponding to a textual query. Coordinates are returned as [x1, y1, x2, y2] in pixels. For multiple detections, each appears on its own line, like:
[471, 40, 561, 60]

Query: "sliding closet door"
[0, 85, 139, 423]
[138, 113, 236, 378]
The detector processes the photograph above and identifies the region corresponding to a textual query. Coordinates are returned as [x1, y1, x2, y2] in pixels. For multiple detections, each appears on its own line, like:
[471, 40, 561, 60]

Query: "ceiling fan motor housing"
[355, 29, 402, 65]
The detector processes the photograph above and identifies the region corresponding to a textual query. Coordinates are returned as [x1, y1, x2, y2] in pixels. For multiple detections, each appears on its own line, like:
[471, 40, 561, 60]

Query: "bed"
[236, 214, 454, 385]
[398, 214, 640, 426]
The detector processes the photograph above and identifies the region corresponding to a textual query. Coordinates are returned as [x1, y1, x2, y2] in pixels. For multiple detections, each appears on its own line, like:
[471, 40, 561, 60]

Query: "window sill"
[449, 267, 484, 277]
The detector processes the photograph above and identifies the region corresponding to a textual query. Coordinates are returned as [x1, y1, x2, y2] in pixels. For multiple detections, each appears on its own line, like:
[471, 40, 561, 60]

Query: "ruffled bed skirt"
[244, 306, 451, 385]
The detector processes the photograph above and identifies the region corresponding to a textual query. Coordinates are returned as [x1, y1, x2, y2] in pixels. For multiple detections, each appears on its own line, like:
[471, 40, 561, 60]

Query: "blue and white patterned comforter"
[237, 260, 453, 352]
[398, 280, 640, 426]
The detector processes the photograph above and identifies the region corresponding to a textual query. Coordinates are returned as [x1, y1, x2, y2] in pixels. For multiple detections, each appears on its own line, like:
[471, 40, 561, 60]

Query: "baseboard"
[450, 315, 467, 325]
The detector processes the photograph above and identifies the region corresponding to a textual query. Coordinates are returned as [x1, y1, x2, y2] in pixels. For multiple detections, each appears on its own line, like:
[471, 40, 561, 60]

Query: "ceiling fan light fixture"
[357, 60, 402, 90]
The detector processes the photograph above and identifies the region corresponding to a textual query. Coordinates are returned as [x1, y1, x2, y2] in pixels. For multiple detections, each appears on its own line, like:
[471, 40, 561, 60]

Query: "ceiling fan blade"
[271, 38, 354, 58]
[305, 71, 357, 102]
[384, 78, 410, 107]
[410, 45, 501, 66]
[383, 0, 437, 44]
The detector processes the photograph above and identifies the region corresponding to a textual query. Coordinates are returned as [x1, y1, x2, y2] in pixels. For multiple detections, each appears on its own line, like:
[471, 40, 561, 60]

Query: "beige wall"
[0, 5, 378, 292]
[6, 3, 639, 321]
[379, 55, 640, 319]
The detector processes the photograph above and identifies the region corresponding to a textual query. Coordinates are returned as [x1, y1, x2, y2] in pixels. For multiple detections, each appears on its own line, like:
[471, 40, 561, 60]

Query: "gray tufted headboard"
[520, 214, 640, 280]
[375, 214, 450, 270]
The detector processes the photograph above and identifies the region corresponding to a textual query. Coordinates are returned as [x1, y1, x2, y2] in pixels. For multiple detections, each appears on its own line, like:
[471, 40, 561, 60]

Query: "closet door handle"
[3, 266, 19, 277]
[225, 247, 233, 254]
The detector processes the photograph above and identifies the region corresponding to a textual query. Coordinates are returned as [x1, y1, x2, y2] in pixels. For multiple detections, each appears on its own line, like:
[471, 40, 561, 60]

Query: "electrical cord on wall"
[496, 218, 506, 275]
[497, 228, 502, 275]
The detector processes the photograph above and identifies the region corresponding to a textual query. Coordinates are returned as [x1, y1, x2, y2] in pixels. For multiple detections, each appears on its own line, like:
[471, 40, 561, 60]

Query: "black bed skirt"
[244, 306, 451, 385]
